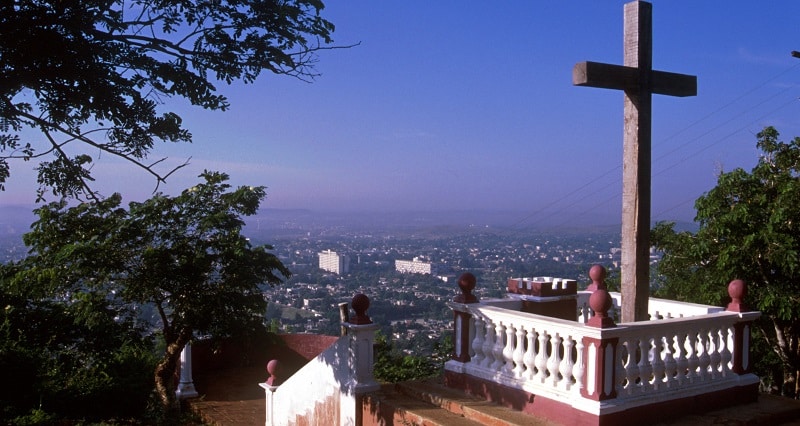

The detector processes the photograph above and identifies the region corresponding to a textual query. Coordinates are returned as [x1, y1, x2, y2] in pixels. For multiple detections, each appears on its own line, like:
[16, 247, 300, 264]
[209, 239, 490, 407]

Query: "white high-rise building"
[395, 257, 436, 275]
[318, 249, 350, 275]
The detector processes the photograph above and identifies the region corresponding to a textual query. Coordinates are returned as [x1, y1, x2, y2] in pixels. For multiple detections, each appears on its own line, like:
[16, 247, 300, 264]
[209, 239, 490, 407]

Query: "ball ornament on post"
[726, 279, 748, 312]
[587, 264, 608, 291]
[266, 359, 282, 386]
[350, 293, 373, 324]
[455, 272, 479, 303]
[588, 288, 616, 328]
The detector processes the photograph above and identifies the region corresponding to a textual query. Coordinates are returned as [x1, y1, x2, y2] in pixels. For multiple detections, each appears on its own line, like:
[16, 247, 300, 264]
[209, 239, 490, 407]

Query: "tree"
[0, 267, 156, 423]
[652, 126, 800, 396]
[0, 0, 339, 201]
[15, 171, 291, 416]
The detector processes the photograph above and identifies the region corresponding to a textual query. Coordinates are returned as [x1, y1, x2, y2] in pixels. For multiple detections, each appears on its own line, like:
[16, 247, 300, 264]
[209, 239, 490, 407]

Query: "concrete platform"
[187, 365, 265, 426]
[187, 368, 800, 425]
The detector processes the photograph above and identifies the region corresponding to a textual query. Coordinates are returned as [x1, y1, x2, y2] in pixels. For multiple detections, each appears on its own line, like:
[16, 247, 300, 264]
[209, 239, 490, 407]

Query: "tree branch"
[41, 127, 99, 202]
[12, 108, 188, 197]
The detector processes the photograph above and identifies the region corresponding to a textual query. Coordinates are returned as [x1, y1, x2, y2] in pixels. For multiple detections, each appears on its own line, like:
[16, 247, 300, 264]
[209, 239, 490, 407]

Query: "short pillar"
[452, 272, 479, 362]
[260, 359, 281, 426]
[727, 279, 755, 374]
[259, 382, 278, 426]
[176, 342, 198, 399]
[581, 335, 619, 401]
[581, 287, 618, 401]
[343, 294, 380, 394]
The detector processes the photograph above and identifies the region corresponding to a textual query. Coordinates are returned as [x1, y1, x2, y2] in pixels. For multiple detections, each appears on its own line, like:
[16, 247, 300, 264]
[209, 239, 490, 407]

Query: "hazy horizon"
[0, 204, 698, 238]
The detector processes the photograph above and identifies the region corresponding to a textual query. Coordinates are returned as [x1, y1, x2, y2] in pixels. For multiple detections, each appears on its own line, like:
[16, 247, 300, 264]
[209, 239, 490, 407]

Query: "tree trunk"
[154, 329, 192, 418]
[771, 318, 800, 398]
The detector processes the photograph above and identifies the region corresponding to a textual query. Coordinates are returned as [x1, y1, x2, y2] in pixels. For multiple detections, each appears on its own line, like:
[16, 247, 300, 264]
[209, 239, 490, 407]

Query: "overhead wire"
[508, 61, 800, 232]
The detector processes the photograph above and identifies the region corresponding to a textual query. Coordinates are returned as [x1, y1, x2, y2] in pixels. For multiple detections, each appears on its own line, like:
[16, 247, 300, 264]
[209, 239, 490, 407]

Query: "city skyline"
[3, 1, 800, 229]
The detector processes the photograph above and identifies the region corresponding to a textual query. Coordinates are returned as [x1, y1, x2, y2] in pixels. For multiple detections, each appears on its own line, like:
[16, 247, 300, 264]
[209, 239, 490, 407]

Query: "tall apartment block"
[395, 257, 436, 275]
[318, 249, 350, 275]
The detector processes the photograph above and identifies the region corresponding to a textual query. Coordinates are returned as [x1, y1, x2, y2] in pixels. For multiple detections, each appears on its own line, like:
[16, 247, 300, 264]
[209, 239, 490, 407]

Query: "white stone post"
[259, 383, 278, 426]
[176, 342, 199, 399]
[343, 322, 380, 394]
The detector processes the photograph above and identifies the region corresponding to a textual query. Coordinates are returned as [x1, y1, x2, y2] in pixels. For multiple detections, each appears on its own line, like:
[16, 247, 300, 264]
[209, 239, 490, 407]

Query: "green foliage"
[0, 0, 338, 200]
[0, 274, 157, 423]
[5, 171, 291, 419]
[652, 126, 800, 396]
[373, 332, 446, 383]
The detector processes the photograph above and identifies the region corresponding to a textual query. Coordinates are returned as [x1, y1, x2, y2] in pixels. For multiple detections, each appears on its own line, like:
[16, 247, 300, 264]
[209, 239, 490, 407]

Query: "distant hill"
[0, 204, 699, 238]
[245, 208, 693, 236]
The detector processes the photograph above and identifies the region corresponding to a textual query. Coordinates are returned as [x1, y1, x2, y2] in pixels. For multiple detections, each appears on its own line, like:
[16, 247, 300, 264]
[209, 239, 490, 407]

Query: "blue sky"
[4, 1, 800, 227]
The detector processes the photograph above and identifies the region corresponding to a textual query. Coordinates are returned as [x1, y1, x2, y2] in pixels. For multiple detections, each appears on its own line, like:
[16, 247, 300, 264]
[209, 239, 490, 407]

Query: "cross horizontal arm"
[573, 61, 697, 97]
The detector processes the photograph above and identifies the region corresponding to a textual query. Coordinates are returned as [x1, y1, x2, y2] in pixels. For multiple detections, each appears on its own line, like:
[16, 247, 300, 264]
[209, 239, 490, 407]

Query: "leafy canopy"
[0, 0, 337, 200]
[14, 170, 291, 412]
[0, 269, 156, 422]
[652, 126, 800, 395]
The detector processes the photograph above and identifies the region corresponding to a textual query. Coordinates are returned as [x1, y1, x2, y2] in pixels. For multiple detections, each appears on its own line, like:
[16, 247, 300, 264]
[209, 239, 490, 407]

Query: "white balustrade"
[447, 297, 760, 412]
[453, 304, 593, 401]
[576, 291, 724, 324]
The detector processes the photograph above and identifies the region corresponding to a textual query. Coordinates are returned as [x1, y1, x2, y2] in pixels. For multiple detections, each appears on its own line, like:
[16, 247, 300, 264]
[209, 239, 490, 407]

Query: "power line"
[509, 61, 800, 231]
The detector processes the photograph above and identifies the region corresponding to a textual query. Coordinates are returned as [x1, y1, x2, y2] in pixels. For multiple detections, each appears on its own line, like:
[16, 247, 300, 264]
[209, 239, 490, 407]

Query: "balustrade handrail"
[449, 297, 761, 409]
[576, 291, 727, 323]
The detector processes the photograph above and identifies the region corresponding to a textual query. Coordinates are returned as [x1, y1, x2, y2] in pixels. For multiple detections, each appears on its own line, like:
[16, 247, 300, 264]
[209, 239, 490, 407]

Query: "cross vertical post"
[572, 1, 696, 322]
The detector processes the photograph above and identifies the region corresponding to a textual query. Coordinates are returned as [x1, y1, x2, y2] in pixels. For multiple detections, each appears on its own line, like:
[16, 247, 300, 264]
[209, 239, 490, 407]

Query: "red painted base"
[444, 371, 759, 426]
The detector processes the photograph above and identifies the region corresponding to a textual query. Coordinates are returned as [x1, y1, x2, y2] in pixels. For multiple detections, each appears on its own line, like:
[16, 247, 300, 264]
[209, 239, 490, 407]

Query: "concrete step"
[393, 378, 559, 426]
[364, 376, 800, 426]
[362, 378, 557, 426]
[362, 384, 485, 426]
[653, 392, 800, 426]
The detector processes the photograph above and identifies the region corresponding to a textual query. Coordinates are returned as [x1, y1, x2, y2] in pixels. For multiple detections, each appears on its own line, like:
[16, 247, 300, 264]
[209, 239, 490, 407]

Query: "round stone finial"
[587, 289, 616, 328]
[350, 293, 372, 324]
[726, 279, 748, 312]
[587, 264, 607, 291]
[266, 359, 281, 386]
[455, 272, 478, 303]
[589, 289, 612, 313]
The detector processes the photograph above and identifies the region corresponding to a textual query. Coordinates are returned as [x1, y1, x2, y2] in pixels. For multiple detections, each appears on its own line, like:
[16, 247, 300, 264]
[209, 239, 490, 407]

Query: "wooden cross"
[572, 1, 696, 322]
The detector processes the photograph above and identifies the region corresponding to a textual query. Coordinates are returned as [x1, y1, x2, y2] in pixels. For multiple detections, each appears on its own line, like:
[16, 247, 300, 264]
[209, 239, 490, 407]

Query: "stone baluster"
[651, 336, 666, 390]
[547, 333, 563, 387]
[559, 336, 576, 391]
[637, 336, 653, 391]
[534, 331, 549, 383]
[697, 327, 711, 381]
[573, 339, 586, 394]
[686, 331, 700, 383]
[471, 314, 486, 367]
[719, 326, 733, 377]
[662, 334, 678, 388]
[726, 279, 756, 375]
[502, 322, 516, 376]
[512, 325, 526, 378]
[581, 268, 618, 401]
[491, 321, 506, 371]
[523, 327, 537, 381]
[621, 338, 639, 394]
[674, 331, 689, 385]
[451, 273, 479, 363]
[708, 327, 722, 379]
[481, 318, 496, 369]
